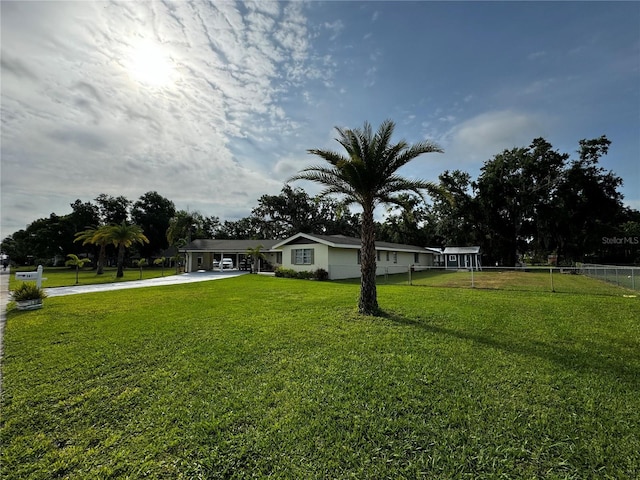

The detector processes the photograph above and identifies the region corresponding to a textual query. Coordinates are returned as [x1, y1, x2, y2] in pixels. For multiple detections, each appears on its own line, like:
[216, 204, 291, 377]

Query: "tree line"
[2, 136, 638, 269]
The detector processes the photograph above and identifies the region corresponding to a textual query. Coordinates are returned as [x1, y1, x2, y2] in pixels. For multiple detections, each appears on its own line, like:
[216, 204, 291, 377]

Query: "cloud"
[444, 110, 548, 163]
[527, 51, 547, 60]
[414, 111, 550, 177]
[0, 1, 329, 233]
[323, 20, 344, 41]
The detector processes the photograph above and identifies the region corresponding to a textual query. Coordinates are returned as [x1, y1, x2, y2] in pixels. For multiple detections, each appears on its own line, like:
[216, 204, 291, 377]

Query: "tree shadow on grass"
[378, 309, 640, 388]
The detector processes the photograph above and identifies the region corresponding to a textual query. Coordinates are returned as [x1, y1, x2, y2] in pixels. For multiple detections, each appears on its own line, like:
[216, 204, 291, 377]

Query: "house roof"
[181, 235, 479, 256]
[182, 239, 280, 252]
[272, 233, 430, 253]
[443, 246, 481, 254]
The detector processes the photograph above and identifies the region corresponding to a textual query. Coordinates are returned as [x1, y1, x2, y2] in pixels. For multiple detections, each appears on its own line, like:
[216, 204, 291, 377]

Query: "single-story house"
[272, 233, 436, 280]
[181, 239, 281, 272]
[181, 234, 480, 279]
[438, 246, 482, 271]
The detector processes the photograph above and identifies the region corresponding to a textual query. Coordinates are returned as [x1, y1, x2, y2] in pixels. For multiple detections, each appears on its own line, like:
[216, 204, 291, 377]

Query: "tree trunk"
[97, 243, 106, 275]
[116, 243, 125, 278]
[359, 204, 379, 315]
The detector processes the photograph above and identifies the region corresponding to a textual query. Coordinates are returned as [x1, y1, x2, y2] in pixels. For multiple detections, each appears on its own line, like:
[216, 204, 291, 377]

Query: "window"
[386, 251, 390, 261]
[292, 248, 314, 265]
[414, 253, 420, 263]
[449, 255, 457, 262]
[377, 250, 381, 261]
[393, 252, 397, 264]
[357, 250, 362, 264]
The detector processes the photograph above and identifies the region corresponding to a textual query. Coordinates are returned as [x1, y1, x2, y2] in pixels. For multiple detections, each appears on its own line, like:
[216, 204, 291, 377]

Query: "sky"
[1, 0, 639, 238]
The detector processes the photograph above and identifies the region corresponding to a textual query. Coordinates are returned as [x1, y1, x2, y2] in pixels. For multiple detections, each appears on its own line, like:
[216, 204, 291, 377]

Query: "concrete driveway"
[44, 269, 248, 297]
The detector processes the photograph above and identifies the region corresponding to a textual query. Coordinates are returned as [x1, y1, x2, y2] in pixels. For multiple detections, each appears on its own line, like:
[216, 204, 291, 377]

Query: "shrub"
[296, 270, 313, 280]
[314, 268, 329, 281]
[12, 282, 47, 301]
[275, 267, 297, 278]
[274, 267, 317, 280]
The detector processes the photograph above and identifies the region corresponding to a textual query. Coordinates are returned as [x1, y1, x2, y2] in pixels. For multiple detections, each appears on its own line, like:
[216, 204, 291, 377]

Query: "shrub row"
[274, 267, 329, 281]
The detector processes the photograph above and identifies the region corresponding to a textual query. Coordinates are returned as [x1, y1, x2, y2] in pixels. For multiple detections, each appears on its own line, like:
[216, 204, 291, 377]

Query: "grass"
[1, 275, 639, 479]
[373, 268, 637, 296]
[8, 266, 176, 289]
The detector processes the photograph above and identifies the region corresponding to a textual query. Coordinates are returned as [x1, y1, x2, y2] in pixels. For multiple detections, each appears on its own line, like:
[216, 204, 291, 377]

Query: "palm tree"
[65, 253, 91, 284]
[245, 245, 266, 273]
[166, 211, 198, 274]
[290, 119, 442, 314]
[98, 222, 149, 278]
[133, 258, 148, 280]
[74, 226, 110, 274]
[154, 256, 166, 276]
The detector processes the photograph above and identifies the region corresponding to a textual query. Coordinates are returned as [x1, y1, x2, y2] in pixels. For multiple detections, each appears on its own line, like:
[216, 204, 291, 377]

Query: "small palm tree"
[154, 256, 166, 276]
[97, 222, 149, 278]
[65, 253, 91, 284]
[290, 119, 442, 314]
[133, 258, 148, 280]
[245, 245, 266, 273]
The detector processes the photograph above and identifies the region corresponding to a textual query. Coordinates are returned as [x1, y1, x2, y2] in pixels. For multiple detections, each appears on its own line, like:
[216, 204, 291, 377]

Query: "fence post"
[550, 267, 555, 292]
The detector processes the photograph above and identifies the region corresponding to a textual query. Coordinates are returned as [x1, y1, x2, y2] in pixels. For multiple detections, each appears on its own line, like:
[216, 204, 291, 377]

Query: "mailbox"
[15, 272, 40, 280]
[15, 265, 46, 288]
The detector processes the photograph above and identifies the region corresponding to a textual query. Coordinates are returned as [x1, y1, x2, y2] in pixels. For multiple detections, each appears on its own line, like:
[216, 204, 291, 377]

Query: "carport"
[181, 239, 281, 273]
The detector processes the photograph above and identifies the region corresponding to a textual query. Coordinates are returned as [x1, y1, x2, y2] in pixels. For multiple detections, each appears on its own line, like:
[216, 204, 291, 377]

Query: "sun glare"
[126, 40, 176, 88]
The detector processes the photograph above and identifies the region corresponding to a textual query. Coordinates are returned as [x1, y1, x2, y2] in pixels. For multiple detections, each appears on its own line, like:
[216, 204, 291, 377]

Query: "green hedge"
[275, 267, 329, 281]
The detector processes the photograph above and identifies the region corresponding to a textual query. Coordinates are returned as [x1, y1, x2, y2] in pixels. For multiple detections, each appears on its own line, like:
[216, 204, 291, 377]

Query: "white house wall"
[280, 243, 330, 274]
[279, 243, 435, 280]
[327, 247, 360, 280]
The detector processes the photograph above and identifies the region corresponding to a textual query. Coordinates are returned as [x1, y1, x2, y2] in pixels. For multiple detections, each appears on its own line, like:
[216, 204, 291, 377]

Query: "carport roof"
[182, 239, 279, 252]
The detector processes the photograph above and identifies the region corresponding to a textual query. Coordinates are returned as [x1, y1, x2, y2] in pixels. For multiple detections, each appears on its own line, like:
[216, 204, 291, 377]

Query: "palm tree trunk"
[359, 204, 379, 315]
[97, 243, 106, 275]
[116, 243, 126, 278]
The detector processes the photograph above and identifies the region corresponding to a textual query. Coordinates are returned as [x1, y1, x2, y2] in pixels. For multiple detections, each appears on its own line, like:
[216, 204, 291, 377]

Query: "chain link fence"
[349, 265, 640, 296]
[579, 263, 639, 291]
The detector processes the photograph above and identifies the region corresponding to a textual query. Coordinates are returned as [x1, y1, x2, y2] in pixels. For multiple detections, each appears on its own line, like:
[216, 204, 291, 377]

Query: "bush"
[274, 267, 318, 280]
[314, 268, 329, 281]
[12, 282, 47, 301]
[275, 267, 297, 278]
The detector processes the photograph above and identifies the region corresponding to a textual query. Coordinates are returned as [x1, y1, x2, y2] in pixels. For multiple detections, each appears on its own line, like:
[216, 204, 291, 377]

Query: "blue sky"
[1, 1, 638, 237]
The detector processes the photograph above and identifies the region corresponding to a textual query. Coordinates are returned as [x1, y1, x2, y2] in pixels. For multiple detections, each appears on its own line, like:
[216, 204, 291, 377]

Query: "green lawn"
[373, 268, 637, 296]
[9, 266, 176, 289]
[1, 275, 639, 479]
